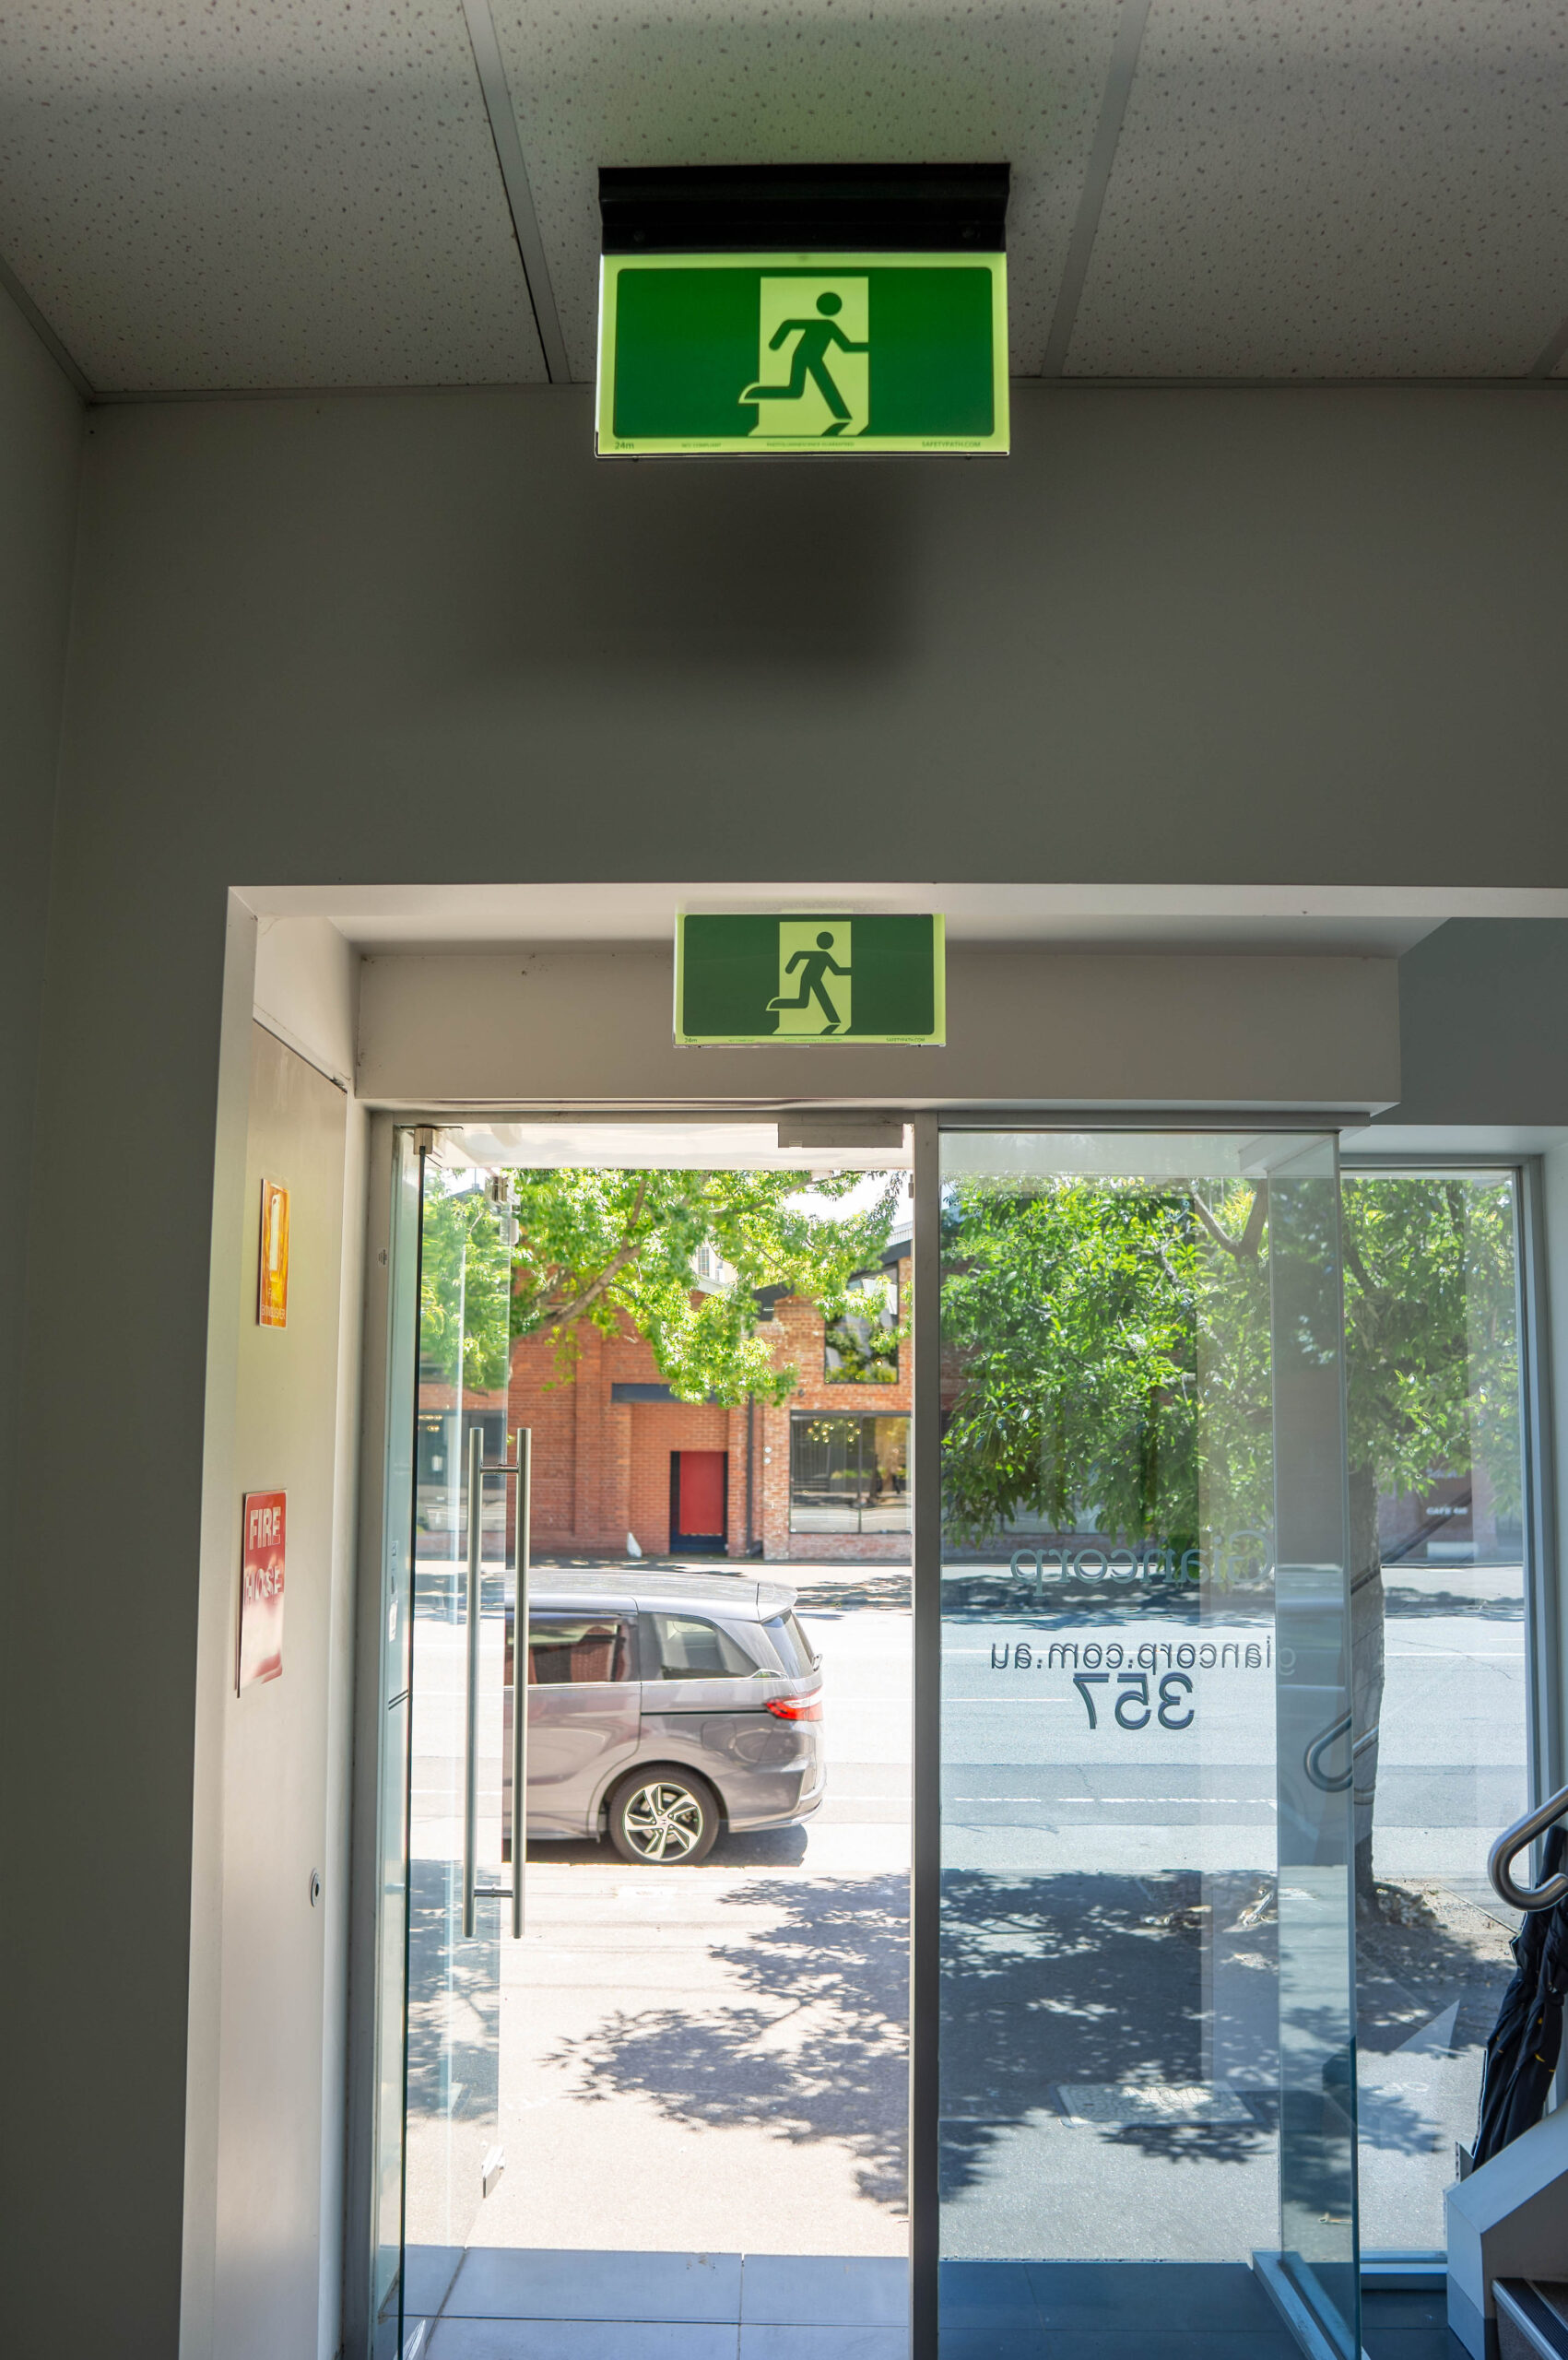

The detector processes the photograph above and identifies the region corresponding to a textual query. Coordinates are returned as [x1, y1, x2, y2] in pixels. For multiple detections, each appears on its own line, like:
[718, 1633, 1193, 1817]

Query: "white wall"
[11, 380, 1568, 2354]
[213, 1027, 347, 2355]
[356, 943, 1401, 1112]
[253, 914, 360, 1092]
[183, 953, 366, 2360]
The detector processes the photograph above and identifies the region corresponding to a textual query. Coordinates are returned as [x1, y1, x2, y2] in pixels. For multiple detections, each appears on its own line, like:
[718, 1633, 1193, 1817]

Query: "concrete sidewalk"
[405, 2248, 907, 2359]
[483, 1598, 913, 2261]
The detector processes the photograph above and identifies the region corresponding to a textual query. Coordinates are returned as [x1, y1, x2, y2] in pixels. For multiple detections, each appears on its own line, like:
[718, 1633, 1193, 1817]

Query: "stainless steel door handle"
[462, 1422, 484, 1939]
[460, 1425, 531, 1941]
[1489, 1782, 1568, 1913]
[513, 1428, 531, 1941]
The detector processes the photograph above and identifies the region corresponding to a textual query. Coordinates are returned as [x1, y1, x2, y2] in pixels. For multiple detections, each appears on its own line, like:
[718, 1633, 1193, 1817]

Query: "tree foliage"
[1340, 1174, 1519, 1522]
[419, 1165, 904, 1405]
[418, 1179, 513, 1395]
[939, 1174, 1271, 1551]
[938, 1163, 1520, 1906]
[938, 1168, 1517, 1552]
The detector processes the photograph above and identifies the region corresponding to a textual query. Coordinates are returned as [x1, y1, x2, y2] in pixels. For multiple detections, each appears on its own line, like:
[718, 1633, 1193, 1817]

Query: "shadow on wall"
[470, 447, 926, 677]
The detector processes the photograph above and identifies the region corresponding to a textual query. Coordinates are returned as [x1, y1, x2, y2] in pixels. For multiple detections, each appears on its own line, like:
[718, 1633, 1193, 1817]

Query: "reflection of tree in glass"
[825, 1269, 901, 1384]
[1342, 1178, 1520, 1907]
[939, 1172, 1523, 1914]
[939, 1175, 1274, 1560]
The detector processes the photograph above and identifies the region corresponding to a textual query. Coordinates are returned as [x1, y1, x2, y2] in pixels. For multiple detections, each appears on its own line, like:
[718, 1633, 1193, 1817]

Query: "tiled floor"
[397, 2250, 1469, 2358]
[1362, 2284, 1468, 2360]
[940, 2261, 1300, 2358]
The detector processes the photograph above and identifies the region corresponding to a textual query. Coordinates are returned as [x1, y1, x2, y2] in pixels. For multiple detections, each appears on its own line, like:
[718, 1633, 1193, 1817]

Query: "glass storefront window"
[1340, 1170, 1531, 2254]
[790, 1410, 910, 1531]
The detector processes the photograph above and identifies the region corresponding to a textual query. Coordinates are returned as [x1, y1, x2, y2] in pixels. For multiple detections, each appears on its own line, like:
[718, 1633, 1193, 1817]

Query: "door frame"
[345, 1102, 1427, 2360]
[344, 1112, 403, 2360]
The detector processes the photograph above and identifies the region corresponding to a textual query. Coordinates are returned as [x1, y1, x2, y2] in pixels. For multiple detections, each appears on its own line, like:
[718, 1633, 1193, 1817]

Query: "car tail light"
[765, 1693, 822, 1721]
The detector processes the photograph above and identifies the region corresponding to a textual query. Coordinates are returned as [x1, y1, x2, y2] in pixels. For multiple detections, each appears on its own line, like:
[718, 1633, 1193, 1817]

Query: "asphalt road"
[407, 1558, 1525, 2264]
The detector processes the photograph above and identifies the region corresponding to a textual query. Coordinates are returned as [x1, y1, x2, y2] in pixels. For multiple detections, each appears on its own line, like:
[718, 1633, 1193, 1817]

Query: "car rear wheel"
[607, 1768, 720, 1865]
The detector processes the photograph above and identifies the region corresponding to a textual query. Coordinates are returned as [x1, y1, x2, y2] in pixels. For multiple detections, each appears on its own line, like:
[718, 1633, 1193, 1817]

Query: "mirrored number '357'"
[1073, 1670, 1195, 1730]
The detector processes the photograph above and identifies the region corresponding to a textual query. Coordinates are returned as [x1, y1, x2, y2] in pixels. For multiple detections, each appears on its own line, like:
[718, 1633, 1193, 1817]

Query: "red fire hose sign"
[239, 1490, 286, 1691]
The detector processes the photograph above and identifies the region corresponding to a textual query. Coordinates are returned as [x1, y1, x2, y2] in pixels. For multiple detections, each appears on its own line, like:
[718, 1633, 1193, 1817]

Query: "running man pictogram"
[769, 930, 852, 1032]
[743, 284, 870, 438]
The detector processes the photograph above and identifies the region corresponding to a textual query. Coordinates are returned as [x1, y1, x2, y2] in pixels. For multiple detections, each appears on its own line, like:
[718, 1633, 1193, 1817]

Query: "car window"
[762, 1611, 819, 1677]
[528, 1614, 632, 1685]
[646, 1613, 758, 1681]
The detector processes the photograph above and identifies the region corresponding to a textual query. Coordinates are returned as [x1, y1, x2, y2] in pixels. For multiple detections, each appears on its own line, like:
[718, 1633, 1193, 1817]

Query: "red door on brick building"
[671, 1450, 727, 1552]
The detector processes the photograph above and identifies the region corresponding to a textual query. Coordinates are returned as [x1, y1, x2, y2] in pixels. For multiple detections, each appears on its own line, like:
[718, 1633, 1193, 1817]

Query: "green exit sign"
[598, 254, 1008, 457]
[676, 914, 946, 1044]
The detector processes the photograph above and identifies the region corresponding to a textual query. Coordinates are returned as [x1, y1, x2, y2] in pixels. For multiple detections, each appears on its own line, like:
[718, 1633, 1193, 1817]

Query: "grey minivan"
[504, 1570, 825, 1864]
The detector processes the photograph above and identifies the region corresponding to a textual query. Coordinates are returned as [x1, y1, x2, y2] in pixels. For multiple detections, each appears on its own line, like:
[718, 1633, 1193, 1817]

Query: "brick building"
[505, 1234, 912, 1564]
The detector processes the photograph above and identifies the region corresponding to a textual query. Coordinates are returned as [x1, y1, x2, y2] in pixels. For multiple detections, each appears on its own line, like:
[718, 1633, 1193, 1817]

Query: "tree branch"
[536, 1174, 651, 1328]
[1341, 1222, 1385, 1302]
[1192, 1185, 1267, 1260]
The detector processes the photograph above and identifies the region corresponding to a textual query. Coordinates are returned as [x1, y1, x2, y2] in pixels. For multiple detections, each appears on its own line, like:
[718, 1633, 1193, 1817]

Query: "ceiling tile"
[490, 0, 1123, 381]
[0, 1, 546, 391]
[1067, 0, 1568, 378]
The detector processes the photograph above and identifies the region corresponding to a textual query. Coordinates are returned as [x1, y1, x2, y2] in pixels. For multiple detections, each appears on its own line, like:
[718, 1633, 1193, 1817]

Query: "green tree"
[419, 1178, 513, 1393]
[939, 1173, 1272, 1554]
[421, 1165, 905, 1406]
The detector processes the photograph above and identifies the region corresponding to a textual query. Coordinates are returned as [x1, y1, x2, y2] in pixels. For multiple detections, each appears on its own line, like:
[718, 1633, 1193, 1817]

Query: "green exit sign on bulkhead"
[597, 254, 1008, 457]
[676, 914, 946, 1045]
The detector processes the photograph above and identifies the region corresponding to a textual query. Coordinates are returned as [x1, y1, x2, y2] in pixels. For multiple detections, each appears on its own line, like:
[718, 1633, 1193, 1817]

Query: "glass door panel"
[402, 1146, 512, 2333]
[1339, 1168, 1533, 2254]
[936, 1131, 1358, 2356]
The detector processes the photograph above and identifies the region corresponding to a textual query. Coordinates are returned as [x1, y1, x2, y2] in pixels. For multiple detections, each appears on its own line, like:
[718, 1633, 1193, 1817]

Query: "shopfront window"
[790, 1411, 909, 1531]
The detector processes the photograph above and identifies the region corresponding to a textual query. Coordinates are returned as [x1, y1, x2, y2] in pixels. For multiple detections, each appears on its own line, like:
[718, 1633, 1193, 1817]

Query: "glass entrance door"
[934, 1131, 1360, 2357]
[372, 1131, 516, 2353]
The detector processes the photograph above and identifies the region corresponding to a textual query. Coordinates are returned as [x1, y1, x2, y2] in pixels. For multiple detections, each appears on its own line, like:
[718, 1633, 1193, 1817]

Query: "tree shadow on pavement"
[541, 1865, 1515, 2215]
[938, 1870, 1271, 2191]
[791, 1570, 912, 1613]
[1383, 1582, 1524, 1622]
[545, 1871, 911, 2209]
[1355, 1880, 1516, 2072]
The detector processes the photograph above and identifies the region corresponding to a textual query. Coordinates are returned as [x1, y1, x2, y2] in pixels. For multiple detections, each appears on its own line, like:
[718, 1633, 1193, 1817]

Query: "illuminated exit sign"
[676, 914, 946, 1044]
[597, 254, 1008, 458]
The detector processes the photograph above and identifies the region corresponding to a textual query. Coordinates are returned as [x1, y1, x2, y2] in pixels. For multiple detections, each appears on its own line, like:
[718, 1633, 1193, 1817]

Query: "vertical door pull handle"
[512, 1429, 531, 1940]
[462, 1424, 484, 1939]
[460, 1427, 532, 1941]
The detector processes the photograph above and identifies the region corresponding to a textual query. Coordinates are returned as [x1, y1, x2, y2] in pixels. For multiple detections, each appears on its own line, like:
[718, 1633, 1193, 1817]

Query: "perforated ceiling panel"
[1, 0, 1566, 392]
[1066, 0, 1568, 378]
[0, 0, 547, 390]
[488, 0, 1123, 382]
